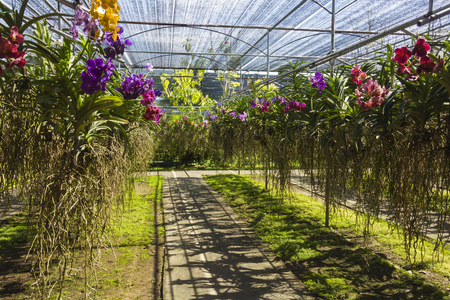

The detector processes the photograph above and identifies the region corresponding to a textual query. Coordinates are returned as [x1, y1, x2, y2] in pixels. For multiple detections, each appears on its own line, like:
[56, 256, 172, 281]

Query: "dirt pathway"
[160, 170, 314, 300]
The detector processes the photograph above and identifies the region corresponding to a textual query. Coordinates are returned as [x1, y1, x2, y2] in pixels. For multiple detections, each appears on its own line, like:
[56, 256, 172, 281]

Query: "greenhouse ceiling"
[8, 0, 450, 73]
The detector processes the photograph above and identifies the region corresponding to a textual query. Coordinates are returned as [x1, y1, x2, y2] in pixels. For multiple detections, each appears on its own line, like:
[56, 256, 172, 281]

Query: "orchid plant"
[0, 2, 162, 297]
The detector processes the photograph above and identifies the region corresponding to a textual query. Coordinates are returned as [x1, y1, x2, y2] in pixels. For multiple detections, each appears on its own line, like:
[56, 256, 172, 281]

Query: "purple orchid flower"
[310, 72, 326, 92]
[145, 63, 153, 72]
[238, 111, 247, 121]
[104, 26, 132, 59]
[117, 74, 154, 100]
[80, 58, 115, 94]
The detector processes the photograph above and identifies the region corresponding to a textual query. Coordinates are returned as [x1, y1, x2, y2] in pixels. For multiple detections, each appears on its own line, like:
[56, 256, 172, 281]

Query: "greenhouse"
[1, 0, 450, 299]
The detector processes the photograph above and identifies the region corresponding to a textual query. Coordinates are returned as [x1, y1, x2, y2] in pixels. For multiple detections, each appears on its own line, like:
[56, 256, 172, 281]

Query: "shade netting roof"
[13, 0, 450, 72]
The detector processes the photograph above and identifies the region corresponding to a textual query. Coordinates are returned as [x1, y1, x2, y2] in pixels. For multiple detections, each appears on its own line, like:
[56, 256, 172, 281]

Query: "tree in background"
[217, 70, 241, 98]
[161, 69, 213, 106]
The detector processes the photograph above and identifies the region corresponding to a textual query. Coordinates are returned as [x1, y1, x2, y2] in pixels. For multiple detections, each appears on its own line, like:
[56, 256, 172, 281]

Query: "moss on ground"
[0, 176, 164, 299]
[205, 174, 450, 300]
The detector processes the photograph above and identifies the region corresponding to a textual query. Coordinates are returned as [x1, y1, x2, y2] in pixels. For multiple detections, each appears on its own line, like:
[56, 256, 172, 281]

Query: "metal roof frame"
[251, 2, 450, 90]
[9, 0, 450, 99]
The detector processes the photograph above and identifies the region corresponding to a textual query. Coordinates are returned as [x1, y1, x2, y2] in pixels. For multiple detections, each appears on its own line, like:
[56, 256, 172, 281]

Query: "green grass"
[110, 177, 162, 247]
[58, 175, 164, 299]
[0, 214, 29, 249]
[205, 174, 450, 300]
[1, 176, 164, 299]
[429, 190, 450, 214]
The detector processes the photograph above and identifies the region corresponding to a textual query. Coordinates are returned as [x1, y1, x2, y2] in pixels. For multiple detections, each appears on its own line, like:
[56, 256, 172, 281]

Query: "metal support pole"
[57, 1, 63, 41]
[125, 50, 363, 60]
[267, 29, 270, 81]
[57, 2, 62, 31]
[428, 0, 434, 16]
[417, 6, 450, 26]
[331, 0, 336, 52]
[330, 0, 336, 75]
[240, 56, 243, 91]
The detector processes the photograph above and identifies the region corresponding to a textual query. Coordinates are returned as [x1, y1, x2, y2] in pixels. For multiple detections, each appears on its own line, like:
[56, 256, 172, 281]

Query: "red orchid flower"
[356, 100, 369, 110]
[8, 26, 24, 46]
[435, 57, 445, 73]
[0, 65, 3, 75]
[417, 56, 436, 74]
[6, 51, 26, 69]
[397, 64, 412, 75]
[355, 79, 388, 110]
[392, 47, 412, 64]
[412, 38, 430, 58]
[0, 37, 19, 59]
[350, 64, 367, 85]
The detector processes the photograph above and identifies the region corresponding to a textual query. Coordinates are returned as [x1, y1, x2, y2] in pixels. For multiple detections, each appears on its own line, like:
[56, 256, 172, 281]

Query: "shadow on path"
[163, 172, 314, 300]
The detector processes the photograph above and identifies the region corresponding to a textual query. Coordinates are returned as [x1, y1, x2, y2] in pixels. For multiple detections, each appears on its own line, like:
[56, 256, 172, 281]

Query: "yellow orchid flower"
[89, 0, 120, 38]
[94, 29, 101, 40]
[111, 26, 120, 41]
